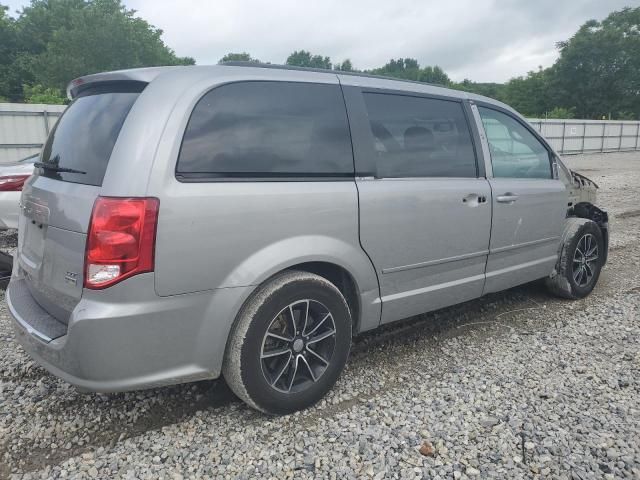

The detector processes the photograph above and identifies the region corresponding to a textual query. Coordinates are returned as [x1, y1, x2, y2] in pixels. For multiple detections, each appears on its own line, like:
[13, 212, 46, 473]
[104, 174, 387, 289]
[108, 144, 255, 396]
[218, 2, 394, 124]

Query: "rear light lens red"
[84, 197, 159, 289]
[0, 174, 31, 192]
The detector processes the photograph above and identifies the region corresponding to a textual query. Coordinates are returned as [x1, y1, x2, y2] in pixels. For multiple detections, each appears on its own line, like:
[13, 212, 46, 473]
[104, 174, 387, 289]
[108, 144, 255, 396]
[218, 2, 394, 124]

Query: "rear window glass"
[176, 81, 354, 178]
[40, 89, 141, 186]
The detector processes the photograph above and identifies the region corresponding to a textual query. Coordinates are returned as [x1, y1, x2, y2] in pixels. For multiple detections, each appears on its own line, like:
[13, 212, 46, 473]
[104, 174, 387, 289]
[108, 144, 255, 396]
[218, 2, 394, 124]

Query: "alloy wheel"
[260, 299, 337, 393]
[572, 233, 599, 287]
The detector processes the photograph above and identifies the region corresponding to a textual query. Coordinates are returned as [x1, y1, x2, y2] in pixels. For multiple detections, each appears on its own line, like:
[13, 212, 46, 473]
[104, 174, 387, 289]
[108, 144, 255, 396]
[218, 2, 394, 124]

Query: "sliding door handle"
[462, 193, 487, 206]
[496, 193, 519, 203]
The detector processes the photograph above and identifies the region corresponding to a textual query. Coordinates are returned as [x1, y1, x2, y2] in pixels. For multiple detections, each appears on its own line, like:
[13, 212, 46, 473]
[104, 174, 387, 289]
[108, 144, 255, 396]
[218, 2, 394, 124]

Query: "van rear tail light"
[0, 174, 31, 191]
[85, 197, 159, 289]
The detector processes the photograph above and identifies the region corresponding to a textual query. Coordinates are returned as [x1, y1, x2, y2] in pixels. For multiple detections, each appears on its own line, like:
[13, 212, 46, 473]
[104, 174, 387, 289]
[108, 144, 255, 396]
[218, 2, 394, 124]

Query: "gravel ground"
[0, 230, 17, 257]
[1, 151, 639, 479]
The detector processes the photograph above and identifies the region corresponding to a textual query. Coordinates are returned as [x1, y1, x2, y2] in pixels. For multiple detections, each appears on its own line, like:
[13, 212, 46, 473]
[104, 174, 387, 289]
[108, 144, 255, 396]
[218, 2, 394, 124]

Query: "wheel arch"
[282, 261, 361, 334]
[219, 235, 381, 334]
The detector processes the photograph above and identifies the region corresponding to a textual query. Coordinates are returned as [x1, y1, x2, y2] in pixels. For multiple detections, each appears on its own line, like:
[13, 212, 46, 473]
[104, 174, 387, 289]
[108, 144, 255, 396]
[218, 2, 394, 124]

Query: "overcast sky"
[3, 0, 636, 82]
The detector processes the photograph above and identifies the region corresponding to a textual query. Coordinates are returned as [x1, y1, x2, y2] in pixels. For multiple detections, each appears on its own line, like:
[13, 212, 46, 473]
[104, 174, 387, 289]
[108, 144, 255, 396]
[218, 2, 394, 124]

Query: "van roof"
[67, 63, 510, 112]
[221, 61, 449, 88]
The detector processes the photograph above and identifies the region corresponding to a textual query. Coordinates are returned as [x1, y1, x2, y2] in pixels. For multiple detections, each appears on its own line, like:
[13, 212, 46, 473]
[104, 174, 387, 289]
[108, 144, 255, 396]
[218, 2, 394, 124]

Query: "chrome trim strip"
[382, 249, 489, 274]
[381, 273, 485, 303]
[485, 255, 558, 279]
[489, 236, 560, 255]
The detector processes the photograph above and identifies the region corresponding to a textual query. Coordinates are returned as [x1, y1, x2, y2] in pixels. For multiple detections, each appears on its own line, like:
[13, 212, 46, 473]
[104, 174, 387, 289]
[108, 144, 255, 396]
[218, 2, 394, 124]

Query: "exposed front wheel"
[546, 219, 604, 299]
[223, 271, 352, 414]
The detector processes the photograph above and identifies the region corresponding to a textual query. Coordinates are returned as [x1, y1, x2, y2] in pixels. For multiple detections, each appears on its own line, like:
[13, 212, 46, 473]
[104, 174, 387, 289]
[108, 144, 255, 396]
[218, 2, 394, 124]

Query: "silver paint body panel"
[483, 178, 568, 293]
[8, 65, 578, 392]
[357, 177, 491, 323]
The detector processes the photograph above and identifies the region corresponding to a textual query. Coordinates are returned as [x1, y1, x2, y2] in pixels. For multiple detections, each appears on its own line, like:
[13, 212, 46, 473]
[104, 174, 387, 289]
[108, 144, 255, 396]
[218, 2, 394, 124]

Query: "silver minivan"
[8, 64, 608, 414]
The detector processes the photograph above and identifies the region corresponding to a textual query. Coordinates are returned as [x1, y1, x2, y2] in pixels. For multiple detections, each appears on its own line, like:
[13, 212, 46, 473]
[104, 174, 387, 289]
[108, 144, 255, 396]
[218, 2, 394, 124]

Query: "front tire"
[546, 219, 604, 299]
[223, 271, 352, 415]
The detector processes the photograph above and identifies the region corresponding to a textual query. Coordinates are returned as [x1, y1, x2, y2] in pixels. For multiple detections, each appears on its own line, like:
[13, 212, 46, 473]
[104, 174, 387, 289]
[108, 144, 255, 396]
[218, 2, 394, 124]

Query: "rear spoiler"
[66, 66, 177, 100]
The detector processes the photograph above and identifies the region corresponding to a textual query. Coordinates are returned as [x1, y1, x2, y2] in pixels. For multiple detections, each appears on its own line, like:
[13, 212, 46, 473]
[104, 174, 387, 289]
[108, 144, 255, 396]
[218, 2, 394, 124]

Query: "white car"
[0, 153, 37, 229]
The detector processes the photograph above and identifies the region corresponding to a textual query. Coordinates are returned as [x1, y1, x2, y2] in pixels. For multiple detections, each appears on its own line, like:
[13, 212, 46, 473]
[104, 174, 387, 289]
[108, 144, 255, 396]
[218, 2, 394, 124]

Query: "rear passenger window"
[362, 93, 477, 178]
[177, 82, 353, 178]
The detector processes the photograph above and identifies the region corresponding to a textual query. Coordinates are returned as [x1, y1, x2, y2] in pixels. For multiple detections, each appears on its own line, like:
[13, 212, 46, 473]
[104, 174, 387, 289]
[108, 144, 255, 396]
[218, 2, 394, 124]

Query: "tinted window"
[40, 90, 140, 186]
[362, 93, 477, 178]
[177, 82, 353, 177]
[478, 107, 551, 179]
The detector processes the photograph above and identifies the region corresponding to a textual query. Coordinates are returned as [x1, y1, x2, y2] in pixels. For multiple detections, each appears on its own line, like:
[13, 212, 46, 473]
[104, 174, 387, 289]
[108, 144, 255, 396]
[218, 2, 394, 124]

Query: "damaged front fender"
[556, 158, 599, 205]
[568, 171, 599, 205]
[556, 158, 609, 265]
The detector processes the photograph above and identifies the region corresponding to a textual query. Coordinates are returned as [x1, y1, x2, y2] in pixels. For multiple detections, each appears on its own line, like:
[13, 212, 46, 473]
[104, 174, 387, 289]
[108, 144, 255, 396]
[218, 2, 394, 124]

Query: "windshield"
[39, 89, 141, 186]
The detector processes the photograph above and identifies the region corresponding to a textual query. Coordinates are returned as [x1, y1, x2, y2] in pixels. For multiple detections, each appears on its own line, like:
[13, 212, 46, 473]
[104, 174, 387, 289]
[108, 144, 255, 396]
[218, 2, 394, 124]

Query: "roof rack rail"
[219, 61, 446, 90]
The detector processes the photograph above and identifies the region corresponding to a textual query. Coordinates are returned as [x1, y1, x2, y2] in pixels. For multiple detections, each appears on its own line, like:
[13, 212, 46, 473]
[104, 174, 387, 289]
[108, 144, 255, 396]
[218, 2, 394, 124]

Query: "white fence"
[0, 103, 66, 163]
[0, 103, 639, 164]
[529, 119, 640, 155]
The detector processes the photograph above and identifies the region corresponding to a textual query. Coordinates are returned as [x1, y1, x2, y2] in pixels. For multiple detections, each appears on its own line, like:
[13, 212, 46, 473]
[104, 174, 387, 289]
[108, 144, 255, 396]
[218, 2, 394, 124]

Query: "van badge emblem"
[64, 272, 78, 286]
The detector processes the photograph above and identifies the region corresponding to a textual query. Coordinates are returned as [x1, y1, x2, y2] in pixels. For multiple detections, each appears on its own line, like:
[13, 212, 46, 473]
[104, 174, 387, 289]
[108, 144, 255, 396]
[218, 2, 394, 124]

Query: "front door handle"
[496, 193, 519, 203]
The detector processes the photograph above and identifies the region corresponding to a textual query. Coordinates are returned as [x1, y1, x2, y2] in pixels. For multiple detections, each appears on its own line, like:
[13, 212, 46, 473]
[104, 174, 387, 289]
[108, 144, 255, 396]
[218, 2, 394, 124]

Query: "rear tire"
[545, 219, 604, 300]
[223, 270, 352, 415]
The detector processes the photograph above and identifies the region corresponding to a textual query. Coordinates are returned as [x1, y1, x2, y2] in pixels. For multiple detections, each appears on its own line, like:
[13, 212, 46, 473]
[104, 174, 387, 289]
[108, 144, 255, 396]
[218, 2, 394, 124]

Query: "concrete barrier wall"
[1, 103, 638, 164]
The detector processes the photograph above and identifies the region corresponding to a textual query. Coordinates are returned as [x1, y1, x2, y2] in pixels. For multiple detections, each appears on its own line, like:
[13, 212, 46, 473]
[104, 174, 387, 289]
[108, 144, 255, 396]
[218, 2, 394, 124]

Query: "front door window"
[478, 107, 552, 179]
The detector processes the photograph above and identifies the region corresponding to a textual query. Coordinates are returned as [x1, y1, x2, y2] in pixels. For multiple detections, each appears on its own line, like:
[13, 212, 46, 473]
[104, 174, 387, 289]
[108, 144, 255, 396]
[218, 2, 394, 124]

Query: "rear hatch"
[18, 83, 144, 324]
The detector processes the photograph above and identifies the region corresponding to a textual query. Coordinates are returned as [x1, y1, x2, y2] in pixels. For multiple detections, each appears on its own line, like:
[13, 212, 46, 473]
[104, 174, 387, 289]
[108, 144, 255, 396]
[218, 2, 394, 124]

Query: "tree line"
[0, 0, 194, 104]
[1, 1, 638, 120]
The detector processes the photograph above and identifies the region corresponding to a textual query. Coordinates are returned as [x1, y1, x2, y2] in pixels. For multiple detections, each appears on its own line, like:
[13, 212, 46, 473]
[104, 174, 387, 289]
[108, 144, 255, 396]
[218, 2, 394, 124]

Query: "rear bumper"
[8, 272, 252, 392]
